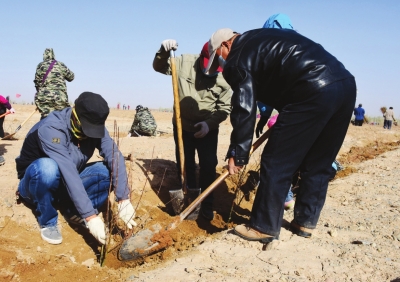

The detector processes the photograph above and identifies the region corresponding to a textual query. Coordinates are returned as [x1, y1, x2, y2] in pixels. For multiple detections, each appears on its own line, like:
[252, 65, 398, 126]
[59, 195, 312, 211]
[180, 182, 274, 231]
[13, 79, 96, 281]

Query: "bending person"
[153, 39, 232, 220]
[205, 27, 355, 243]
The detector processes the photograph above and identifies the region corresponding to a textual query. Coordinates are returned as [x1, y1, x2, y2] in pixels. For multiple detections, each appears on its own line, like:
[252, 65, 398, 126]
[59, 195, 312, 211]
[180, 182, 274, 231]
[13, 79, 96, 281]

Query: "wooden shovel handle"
[0, 112, 10, 119]
[178, 128, 271, 222]
[170, 50, 186, 192]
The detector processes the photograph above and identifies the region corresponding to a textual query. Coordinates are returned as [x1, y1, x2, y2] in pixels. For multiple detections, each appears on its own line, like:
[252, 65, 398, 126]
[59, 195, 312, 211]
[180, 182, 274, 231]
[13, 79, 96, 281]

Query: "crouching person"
[16, 92, 137, 245]
[128, 105, 157, 137]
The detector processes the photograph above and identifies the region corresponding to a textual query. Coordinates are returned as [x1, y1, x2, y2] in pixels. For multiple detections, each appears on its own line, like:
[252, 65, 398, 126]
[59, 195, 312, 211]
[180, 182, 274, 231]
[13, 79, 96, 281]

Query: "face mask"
[202, 68, 219, 77]
[218, 55, 226, 70]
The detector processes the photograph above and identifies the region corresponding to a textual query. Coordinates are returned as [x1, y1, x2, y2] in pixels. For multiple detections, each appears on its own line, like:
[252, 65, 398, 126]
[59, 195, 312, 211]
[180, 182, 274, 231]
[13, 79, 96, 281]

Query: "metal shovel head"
[118, 223, 162, 261]
[185, 188, 201, 220]
[169, 189, 185, 215]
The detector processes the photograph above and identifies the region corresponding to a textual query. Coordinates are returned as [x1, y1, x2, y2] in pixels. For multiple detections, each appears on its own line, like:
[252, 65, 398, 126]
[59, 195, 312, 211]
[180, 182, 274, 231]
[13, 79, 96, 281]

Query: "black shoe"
[290, 220, 313, 238]
[200, 202, 214, 221]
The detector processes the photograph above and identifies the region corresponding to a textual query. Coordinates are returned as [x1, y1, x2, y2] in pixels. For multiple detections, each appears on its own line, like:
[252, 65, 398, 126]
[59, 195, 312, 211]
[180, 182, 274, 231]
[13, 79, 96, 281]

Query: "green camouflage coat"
[129, 108, 157, 136]
[34, 48, 74, 117]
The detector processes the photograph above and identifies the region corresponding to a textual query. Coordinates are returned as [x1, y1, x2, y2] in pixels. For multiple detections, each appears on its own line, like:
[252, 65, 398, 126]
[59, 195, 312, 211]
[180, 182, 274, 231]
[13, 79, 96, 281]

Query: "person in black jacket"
[205, 28, 356, 243]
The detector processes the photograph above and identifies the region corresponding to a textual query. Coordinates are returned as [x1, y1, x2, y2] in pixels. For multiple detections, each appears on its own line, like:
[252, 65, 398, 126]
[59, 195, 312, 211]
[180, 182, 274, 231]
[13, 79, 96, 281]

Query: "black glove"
[256, 116, 269, 138]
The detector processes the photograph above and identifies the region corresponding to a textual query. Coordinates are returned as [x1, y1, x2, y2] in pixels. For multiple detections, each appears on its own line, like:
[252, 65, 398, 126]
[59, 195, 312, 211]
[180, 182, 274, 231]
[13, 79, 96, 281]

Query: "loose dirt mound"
[1, 105, 400, 281]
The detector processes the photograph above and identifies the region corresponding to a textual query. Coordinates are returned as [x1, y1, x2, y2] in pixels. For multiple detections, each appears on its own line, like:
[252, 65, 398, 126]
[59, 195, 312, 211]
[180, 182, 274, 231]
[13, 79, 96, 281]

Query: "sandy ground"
[1, 105, 400, 282]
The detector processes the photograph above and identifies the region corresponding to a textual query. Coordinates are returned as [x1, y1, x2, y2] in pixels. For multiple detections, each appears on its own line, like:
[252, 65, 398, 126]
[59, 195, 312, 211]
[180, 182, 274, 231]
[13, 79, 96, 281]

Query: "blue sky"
[1, 0, 399, 116]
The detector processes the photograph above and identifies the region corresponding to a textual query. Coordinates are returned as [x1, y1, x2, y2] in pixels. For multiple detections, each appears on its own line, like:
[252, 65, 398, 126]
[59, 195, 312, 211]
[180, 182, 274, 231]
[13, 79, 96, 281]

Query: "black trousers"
[173, 125, 218, 204]
[354, 119, 363, 126]
[0, 107, 6, 138]
[250, 77, 357, 236]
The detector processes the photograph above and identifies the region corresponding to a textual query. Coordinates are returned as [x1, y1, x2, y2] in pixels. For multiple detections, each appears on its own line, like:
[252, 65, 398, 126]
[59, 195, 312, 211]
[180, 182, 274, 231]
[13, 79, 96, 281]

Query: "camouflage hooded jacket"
[130, 107, 157, 135]
[34, 48, 75, 92]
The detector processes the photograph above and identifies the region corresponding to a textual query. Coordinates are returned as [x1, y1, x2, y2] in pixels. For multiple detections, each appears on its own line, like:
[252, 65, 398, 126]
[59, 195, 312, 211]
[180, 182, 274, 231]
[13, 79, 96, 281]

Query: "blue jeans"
[18, 158, 110, 228]
[285, 189, 294, 202]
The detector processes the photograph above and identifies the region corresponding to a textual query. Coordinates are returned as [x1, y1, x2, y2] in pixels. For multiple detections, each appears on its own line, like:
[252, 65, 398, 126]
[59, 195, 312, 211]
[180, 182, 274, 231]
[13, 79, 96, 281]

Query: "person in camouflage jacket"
[34, 48, 75, 119]
[128, 105, 157, 136]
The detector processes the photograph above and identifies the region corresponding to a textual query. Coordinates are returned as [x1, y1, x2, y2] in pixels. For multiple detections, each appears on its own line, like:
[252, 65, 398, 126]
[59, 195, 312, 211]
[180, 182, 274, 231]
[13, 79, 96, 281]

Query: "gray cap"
[205, 28, 235, 73]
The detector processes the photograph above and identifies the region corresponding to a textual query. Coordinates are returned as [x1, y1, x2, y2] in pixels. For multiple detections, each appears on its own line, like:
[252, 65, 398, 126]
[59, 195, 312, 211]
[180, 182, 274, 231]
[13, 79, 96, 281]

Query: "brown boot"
[290, 220, 313, 238]
[234, 224, 276, 243]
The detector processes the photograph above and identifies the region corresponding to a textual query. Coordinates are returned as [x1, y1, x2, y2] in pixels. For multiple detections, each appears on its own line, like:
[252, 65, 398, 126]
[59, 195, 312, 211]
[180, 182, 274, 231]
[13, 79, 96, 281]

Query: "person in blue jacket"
[353, 104, 365, 126]
[255, 14, 297, 210]
[16, 92, 137, 245]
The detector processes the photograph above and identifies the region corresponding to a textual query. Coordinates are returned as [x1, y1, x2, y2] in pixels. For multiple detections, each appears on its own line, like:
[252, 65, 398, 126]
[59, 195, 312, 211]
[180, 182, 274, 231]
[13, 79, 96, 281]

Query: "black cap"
[75, 92, 109, 138]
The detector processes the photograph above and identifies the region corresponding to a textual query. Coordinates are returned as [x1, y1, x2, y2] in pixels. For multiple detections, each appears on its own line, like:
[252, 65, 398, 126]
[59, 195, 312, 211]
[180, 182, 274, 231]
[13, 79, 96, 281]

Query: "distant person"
[34, 48, 74, 119]
[16, 92, 137, 245]
[383, 107, 396, 130]
[353, 104, 365, 126]
[0, 95, 16, 138]
[128, 105, 157, 137]
[128, 105, 130, 110]
[153, 39, 232, 220]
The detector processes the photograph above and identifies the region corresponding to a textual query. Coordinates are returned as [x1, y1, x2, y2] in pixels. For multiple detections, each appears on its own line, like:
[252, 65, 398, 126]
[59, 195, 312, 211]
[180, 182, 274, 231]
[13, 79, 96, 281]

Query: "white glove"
[87, 216, 106, 245]
[127, 133, 131, 137]
[118, 199, 137, 229]
[9, 108, 16, 114]
[194, 121, 209, 138]
[162, 39, 178, 51]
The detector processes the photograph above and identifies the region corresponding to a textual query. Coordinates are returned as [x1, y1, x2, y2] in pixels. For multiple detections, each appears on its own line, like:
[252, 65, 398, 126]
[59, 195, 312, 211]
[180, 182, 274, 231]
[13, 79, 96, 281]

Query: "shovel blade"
[118, 224, 162, 261]
[169, 189, 185, 215]
[185, 188, 201, 220]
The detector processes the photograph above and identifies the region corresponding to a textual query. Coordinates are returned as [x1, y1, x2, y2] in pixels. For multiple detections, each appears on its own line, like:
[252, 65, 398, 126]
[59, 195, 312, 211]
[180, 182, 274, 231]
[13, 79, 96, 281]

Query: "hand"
[9, 108, 16, 114]
[162, 39, 178, 52]
[118, 199, 137, 229]
[194, 121, 209, 138]
[228, 157, 243, 175]
[86, 216, 106, 245]
[127, 132, 131, 137]
[255, 116, 268, 138]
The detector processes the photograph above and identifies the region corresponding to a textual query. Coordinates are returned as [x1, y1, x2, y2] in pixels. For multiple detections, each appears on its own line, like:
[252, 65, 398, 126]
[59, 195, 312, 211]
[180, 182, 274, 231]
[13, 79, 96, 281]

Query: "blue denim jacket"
[16, 108, 129, 218]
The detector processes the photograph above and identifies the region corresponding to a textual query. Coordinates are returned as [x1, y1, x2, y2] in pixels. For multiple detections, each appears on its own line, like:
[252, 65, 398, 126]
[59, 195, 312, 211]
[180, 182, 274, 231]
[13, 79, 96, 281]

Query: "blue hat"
[263, 13, 294, 29]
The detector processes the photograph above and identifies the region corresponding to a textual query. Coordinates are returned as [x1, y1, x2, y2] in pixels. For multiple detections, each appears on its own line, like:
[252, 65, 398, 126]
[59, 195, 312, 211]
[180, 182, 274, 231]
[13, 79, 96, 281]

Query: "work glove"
[161, 39, 178, 52]
[87, 216, 106, 245]
[118, 199, 137, 229]
[255, 116, 269, 138]
[9, 108, 16, 114]
[194, 121, 209, 138]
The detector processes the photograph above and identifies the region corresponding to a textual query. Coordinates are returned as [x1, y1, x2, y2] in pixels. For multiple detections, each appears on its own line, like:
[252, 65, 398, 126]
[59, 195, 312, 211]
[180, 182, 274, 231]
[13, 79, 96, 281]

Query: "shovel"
[168, 50, 188, 215]
[118, 128, 271, 261]
[0, 112, 11, 119]
[2, 108, 38, 140]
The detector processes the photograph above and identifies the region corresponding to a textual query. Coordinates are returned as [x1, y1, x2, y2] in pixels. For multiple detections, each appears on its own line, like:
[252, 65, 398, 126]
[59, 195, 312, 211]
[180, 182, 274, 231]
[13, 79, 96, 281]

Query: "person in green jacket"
[153, 39, 232, 220]
[34, 48, 75, 119]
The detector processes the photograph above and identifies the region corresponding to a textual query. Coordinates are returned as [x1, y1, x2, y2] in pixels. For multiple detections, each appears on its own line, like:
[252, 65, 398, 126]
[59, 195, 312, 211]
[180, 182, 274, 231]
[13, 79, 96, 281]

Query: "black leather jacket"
[223, 29, 354, 165]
